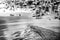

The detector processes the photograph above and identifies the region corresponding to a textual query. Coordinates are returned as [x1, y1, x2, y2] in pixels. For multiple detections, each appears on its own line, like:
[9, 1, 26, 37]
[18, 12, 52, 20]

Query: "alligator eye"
[45, 1, 47, 3]
[48, 1, 50, 4]
[10, 14, 14, 16]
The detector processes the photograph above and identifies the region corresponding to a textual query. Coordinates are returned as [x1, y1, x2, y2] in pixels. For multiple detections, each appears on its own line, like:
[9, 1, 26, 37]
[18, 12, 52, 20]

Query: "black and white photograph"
[0, 0, 60, 40]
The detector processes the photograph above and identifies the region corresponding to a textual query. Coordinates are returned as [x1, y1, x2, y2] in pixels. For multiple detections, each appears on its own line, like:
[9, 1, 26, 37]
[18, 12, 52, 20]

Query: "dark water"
[0, 37, 6, 40]
[29, 25, 60, 40]
[0, 18, 7, 40]
[0, 17, 60, 40]
[0, 18, 7, 30]
[0, 25, 7, 30]
[0, 20, 6, 24]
